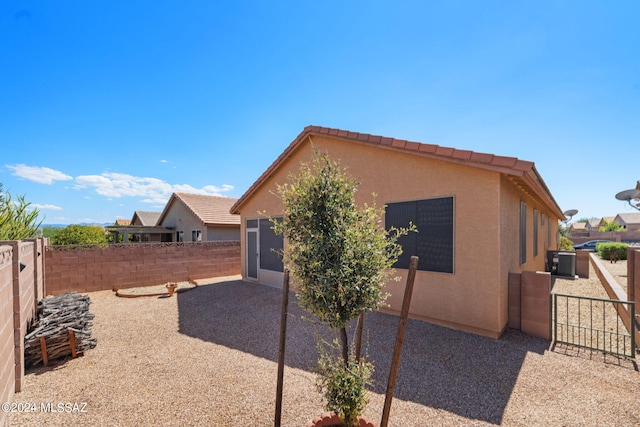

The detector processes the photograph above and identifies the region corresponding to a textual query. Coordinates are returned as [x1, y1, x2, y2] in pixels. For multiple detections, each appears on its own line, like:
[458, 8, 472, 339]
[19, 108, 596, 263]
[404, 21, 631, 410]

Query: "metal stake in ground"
[274, 270, 290, 427]
[380, 256, 418, 427]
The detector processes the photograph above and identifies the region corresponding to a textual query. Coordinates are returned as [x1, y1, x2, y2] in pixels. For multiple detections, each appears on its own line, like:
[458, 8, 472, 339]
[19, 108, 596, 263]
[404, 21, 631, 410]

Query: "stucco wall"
[207, 225, 241, 241]
[498, 175, 559, 333]
[45, 241, 240, 295]
[236, 136, 564, 337]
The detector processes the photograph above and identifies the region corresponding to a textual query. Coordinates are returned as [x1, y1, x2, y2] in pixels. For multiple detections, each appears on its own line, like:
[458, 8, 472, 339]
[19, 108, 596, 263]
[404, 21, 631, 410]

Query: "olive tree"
[272, 150, 413, 425]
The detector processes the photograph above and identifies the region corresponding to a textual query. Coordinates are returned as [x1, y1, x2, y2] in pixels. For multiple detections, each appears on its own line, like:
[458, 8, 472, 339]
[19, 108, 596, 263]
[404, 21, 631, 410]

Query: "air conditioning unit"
[547, 251, 576, 277]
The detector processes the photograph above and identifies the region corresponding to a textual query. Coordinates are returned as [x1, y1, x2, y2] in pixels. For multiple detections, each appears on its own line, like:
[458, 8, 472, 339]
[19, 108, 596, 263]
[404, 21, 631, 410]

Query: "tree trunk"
[340, 327, 349, 367]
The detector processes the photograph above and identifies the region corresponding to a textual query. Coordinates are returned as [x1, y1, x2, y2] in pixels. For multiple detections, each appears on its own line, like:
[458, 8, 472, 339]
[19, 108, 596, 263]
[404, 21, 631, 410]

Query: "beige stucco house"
[158, 193, 240, 242]
[230, 126, 564, 338]
[613, 212, 640, 232]
[569, 221, 587, 233]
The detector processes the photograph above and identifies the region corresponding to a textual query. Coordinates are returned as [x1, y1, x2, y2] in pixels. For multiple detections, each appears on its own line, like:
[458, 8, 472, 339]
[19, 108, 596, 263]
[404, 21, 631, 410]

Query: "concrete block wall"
[508, 272, 521, 330]
[13, 242, 36, 393]
[508, 270, 551, 340]
[45, 241, 241, 295]
[520, 271, 552, 340]
[0, 245, 14, 427]
[575, 250, 590, 278]
[0, 239, 44, 426]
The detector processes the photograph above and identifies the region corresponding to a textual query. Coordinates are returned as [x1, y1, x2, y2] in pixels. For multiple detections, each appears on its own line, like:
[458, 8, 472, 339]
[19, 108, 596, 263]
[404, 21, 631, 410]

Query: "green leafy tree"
[51, 224, 108, 245]
[272, 150, 413, 426]
[0, 183, 43, 240]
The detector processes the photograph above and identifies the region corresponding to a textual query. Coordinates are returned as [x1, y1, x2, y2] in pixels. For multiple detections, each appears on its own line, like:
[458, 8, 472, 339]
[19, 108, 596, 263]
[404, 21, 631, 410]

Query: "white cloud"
[160, 160, 168, 163]
[74, 172, 234, 204]
[6, 164, 73, 185]
[31, 203, 63, 211]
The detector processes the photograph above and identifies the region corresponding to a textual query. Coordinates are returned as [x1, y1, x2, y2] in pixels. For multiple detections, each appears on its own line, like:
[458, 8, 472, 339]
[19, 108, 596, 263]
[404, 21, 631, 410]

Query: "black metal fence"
[552, 293, 636, 358]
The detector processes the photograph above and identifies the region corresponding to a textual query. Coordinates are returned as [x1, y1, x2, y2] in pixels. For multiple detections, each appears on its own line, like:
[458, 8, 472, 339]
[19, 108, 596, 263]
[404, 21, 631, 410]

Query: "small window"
[520, 202, 527, 265]
[176, 231, 184, 242]
[533, 209, 538, 257]
[192, 230, 202, 242]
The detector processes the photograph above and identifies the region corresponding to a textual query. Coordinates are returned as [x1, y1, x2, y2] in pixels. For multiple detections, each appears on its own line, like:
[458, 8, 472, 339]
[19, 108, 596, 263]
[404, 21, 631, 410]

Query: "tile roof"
[570, 222, 587, 230]
[615, 212, 640, 224]
[158, 193, 240, 226]
[131, 211, 162, 226]
[115, 219, 131, 226]
[230, 125, 564, 218]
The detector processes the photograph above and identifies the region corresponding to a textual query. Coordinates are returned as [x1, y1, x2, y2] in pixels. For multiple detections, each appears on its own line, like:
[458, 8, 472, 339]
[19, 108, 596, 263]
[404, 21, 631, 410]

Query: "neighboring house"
[569, 221, 587, 233]
[131, 210, 162, 227]
[115, 219, 131, 226]
[158, 193, 240, 242]
[598, 216, 615, 230]
[585, 219, 600, 231]
[613, 212, 640, 232]
[108, 209, 173, 243]
[230, 126, 564, 338]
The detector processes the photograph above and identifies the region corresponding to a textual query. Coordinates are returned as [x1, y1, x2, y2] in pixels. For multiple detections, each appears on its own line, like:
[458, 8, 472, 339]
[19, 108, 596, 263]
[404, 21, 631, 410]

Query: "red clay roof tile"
[404, 141, 421, 151]
[418, 143, 438, 153]
[490, 156, 518, 168]
[469, 152, 494, 164]
[435, 146, 454, 157]
[391, 139, 407, 148]
[452, 149, 472, 160]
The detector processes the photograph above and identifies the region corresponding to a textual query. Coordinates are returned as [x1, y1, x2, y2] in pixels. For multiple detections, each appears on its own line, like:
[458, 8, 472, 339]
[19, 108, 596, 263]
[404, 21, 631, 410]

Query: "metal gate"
[552, 293, 636, 358]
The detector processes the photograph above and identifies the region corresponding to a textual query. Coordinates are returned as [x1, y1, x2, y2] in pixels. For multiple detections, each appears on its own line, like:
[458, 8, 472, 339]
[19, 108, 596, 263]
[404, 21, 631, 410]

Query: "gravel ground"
[7, 273, 640, 427]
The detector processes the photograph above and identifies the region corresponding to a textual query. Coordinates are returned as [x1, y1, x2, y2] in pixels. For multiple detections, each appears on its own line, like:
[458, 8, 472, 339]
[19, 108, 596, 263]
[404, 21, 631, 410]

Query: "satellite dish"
[563, 209, 578, 217]
[615, 188, 640, 201]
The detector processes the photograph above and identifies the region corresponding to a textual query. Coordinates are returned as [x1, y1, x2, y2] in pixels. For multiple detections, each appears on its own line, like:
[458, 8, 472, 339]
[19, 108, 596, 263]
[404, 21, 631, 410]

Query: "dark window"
[385, 196, 454, 273]
[533, 210, 538, 257]
[259, 218, 284, 272]
[520, 202, 527, 265]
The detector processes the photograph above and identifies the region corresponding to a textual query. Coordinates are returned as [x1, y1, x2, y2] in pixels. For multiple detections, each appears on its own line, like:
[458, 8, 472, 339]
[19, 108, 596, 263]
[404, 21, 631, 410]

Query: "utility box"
[547, 251, 576, 278]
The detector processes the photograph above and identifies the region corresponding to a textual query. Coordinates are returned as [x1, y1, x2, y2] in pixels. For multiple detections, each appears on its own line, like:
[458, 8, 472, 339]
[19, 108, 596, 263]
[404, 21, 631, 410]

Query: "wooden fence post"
[380, 256, 418, 427]
[274, 270, 290, 427]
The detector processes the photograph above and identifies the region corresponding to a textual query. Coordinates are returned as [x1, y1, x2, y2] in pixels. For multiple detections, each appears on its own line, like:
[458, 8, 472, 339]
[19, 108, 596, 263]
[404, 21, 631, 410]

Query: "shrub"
[559, 236, 574, 251]
[597, 242, 628, 261]
[316, 340, 372, 427]
[51, 224, 108, 245]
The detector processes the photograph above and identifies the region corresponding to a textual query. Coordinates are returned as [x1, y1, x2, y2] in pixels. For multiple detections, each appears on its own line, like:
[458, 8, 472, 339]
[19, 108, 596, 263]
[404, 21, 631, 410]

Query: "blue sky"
[1, 1, 638, 225]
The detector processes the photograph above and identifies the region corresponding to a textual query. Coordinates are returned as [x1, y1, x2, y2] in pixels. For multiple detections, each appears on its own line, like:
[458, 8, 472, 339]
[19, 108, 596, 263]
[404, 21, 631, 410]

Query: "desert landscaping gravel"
[7, 269, 640, 427]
